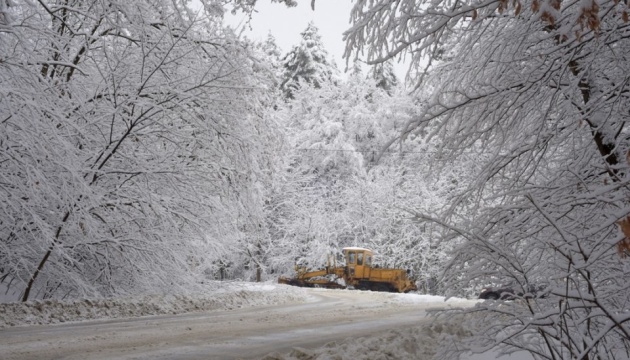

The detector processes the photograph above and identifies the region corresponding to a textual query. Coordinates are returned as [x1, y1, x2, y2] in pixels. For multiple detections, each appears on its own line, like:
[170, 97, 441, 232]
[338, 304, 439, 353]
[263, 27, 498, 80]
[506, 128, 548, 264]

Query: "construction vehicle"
[278, 247, 417, 293]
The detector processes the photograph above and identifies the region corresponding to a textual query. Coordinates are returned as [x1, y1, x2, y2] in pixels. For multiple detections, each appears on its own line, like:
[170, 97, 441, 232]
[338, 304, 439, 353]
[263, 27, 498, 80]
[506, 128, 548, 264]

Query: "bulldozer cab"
[343, 247, 373, 279]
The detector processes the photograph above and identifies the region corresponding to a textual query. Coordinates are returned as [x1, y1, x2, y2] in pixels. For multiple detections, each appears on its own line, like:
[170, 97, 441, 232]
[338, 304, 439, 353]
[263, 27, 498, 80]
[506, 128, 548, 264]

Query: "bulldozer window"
[348, 251, 356, 264]
[357, 252, 364, 265]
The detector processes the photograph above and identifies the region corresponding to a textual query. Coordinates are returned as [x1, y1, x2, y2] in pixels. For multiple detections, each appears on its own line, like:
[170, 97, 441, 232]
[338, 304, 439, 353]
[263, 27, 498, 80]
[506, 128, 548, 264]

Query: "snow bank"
[0, 281, 306, 328]
[258, 292, 529, 360]
[260, 314, 473, 360]
[388, 292, 474, 305]
[260, 291, 480, 360]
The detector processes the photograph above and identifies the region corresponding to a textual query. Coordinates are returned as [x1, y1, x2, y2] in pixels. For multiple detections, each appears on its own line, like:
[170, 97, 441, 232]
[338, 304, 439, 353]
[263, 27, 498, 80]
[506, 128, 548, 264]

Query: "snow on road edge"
[260, 312, 476, 360]
[0, 282, 307, 328]
[258, 289, 481, 360]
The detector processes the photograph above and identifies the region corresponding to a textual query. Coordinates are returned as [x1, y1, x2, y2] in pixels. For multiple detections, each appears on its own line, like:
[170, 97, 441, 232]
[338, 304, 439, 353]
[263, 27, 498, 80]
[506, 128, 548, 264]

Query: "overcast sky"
[224, 1, 409, 80]
[225, 1, 355, 71]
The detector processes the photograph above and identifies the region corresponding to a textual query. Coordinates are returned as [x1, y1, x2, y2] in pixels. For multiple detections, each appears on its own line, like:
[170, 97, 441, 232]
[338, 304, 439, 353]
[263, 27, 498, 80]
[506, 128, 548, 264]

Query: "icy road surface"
[0, 288, 475, 359]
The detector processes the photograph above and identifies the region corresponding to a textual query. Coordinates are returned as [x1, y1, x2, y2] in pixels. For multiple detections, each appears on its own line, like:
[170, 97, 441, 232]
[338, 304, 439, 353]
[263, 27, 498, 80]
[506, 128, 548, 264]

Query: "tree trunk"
[22, 211, 70, 302]
[21, 246, 53, 302]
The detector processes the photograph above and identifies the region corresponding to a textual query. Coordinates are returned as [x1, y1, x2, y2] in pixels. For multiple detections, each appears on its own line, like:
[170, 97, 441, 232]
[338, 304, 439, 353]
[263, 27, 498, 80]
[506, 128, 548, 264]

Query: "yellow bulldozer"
[278, 247, 417, 293]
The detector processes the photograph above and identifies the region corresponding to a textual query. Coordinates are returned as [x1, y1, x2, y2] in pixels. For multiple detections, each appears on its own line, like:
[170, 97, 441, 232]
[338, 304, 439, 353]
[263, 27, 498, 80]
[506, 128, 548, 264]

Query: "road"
[0, 288, 471, 360]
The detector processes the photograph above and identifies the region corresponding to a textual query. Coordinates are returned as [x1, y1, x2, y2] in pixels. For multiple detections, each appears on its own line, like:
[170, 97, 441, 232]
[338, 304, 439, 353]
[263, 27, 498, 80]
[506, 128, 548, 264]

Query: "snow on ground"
[0, 284, 468, 330]
[260, 315, 471, 360]
[387, 291, 475, 305]
[255, 290, 475, 360]
[0, 284, 535, 360]
[257, 291, 534, 360]
[258, 315, 535, 360]
[0, 281, 307, 328]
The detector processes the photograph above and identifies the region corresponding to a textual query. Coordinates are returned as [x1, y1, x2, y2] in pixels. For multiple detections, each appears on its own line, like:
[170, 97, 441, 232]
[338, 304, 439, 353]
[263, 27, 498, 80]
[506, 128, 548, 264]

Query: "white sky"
[225, 1, 355, 71]
[224, 1, 408, 79]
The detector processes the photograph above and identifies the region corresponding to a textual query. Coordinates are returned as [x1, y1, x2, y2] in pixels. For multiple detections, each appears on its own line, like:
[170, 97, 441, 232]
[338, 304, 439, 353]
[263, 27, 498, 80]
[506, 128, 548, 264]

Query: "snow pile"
[260, 313, 473, 360]
[260, 291, 477, 360]
[258, 292, 532, 360]
[387, 292, 476, 306]
[0, 281, 306, 328]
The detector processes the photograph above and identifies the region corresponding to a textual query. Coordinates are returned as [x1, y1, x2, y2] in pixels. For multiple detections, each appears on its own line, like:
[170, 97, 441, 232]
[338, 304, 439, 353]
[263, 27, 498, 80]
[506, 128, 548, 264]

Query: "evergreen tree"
[259, 32, 283, 87]
[280, 22, 338, 99]
[368, 61, 398, 95]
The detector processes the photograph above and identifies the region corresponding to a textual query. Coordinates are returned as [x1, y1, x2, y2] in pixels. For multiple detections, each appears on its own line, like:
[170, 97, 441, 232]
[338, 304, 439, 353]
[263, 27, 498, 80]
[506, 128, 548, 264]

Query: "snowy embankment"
[262, 317, 472, 360]
[0, 282, 307, 328]
[262, 292, 480, 360]
[258, 291, 534, 360]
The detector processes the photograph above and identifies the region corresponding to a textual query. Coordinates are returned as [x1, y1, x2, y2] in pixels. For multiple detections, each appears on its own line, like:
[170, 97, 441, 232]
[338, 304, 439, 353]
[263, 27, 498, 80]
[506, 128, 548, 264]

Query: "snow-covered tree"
[368, 61, 398, 95]
[251, 33, 284, 91]
[0, 0, 275, 301]
[280, 22, 338, 99]
[270, 80, 366, 268]
[343, 0, 630, 358]
[266, 70, 460, 286]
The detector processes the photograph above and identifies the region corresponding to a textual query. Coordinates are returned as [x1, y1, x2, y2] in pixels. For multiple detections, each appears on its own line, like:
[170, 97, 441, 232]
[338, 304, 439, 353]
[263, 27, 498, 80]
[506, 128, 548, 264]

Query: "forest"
[1, 0, 629, 358]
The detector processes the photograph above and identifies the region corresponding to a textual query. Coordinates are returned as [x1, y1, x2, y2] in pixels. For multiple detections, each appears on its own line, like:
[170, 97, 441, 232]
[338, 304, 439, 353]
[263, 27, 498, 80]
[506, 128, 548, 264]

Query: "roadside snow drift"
[260, 313, 474, 360]
[0, 282, 307, 328]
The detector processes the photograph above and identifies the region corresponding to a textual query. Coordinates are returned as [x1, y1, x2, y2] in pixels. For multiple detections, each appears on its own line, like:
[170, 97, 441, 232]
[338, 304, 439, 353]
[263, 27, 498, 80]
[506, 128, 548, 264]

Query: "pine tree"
[280, 22, 337, 99]
[260, 32, 283, 85]
[369, 61, 398, 95]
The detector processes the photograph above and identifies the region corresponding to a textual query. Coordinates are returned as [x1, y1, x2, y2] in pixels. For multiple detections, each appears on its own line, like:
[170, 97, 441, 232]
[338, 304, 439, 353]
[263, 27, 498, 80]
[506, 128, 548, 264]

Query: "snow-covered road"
[0, 287, 476, 359]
